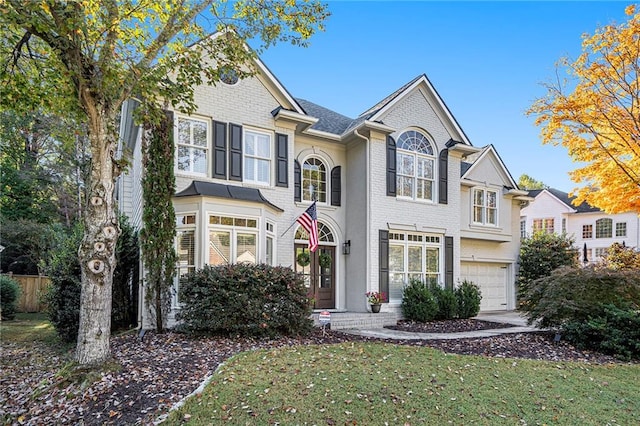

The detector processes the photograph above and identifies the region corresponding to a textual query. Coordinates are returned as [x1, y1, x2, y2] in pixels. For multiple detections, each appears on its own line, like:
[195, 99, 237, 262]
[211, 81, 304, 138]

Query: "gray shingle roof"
[175, 180, 283, 212]
[295, 98, 355, 135]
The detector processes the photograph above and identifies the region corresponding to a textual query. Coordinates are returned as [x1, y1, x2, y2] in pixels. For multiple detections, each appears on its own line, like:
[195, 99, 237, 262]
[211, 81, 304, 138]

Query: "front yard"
[1, 314, 638, 425]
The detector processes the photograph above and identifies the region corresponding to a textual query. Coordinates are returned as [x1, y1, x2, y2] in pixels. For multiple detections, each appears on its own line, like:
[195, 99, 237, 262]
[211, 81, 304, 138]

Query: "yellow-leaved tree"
[528, 4, 640, 213]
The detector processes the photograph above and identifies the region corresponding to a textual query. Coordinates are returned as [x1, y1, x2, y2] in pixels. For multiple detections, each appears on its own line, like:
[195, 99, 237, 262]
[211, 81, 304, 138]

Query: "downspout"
[353, 129, 371, 305]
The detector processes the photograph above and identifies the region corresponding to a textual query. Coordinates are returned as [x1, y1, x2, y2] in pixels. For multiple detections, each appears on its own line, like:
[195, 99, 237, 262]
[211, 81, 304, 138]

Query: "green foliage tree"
[112, 215, 139, 331]
[140, 110, 176, 332]
[517, 232, 578, 309]
[598, 242, 640, 270]
[1, 0, 328, 365]
[517, 174, 547, 190]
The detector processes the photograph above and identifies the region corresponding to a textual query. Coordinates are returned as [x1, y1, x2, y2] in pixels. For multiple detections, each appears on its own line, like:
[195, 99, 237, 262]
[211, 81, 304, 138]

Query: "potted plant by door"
[366, 291, 385, 313]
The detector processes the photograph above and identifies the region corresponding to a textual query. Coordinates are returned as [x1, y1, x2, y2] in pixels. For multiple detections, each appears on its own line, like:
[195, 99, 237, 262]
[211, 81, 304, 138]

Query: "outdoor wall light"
[342, 240, 351, 255]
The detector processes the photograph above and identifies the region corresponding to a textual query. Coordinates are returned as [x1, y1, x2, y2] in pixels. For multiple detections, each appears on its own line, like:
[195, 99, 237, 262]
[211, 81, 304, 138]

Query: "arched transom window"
[396, 130, 435, 201]
[295, 222, 334, 243]
[302, 157, 327, 203]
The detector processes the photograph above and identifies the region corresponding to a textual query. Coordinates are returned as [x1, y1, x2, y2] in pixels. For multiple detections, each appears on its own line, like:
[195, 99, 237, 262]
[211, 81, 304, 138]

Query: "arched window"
[295, 222, 334, 243]
[396, 130, 436, 201]
[302, 157, 327, 202]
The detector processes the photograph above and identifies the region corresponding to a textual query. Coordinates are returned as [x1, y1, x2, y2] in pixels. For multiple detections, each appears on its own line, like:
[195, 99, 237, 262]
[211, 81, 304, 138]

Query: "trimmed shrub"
[177, 263, 313, 337]
[520, 266, 640, 329]
[563, 305, 640, 360]
[0, 275, 21, 320]
[456, 280, 482, 319]
[401, 279, 438, 322]
[430, 286, 458, 320]
[517, 232, 577, 307]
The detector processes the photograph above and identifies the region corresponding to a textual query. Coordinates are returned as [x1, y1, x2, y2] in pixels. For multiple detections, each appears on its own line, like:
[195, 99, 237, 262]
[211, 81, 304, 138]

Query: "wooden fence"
[3, 274, 50, 313]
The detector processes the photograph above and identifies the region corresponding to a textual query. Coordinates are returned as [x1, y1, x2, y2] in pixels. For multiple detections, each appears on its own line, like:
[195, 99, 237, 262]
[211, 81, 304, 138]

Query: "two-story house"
[520, 188, 640, 262]
[118, 49, 530, 328]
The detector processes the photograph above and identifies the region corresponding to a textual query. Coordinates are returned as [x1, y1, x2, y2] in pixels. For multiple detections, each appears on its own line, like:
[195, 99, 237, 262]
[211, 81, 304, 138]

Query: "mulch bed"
[386, 318, 513, 333]
[1, 320, 631, 425]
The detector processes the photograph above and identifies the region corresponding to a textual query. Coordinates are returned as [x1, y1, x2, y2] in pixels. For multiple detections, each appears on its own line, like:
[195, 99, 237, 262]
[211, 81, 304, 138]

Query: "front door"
[295, 244, 335, 309]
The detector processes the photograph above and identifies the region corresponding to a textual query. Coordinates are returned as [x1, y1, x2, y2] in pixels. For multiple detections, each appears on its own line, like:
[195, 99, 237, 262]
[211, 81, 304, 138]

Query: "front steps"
[311, 311, 398, 330]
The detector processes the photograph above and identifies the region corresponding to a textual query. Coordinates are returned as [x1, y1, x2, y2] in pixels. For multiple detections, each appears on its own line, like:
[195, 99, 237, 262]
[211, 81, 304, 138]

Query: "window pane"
[417, 157, 433, 179]
[487, 191, 497, 208]
[245, 134, 255, 155]
[474, 206, 483, 223]
[193, 148, 207, 174]
[487, 208, 497, 225]
[389, 245, 404, 271]
[193, 121, 207, 146]
[209, 231, 231, 265]
[417, 179, 432, 200]
[244, 157, 255, 180]
[256, 135, 270, 157]
[177, 146, 190, 171]
[408, 246, 422, 272]
[178, 120, 190, 145]
[266, 237, 273, 265]
[236, 233, 256, 263]
[177, 230, 195, 266]
[257, 159, 270, 183]
[390, 273, 405, 300]
[398, 176, 413, 197]
[426, 248, 439, 273]
[398, 153, 414, 175]
[474, 190, 484, 206]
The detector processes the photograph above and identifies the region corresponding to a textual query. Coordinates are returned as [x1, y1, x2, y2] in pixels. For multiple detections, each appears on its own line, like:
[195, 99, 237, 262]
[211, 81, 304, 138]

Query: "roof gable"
[362, 75, 472, 146]
[461, 145, 518, 188]
[529, 188, 601, 213]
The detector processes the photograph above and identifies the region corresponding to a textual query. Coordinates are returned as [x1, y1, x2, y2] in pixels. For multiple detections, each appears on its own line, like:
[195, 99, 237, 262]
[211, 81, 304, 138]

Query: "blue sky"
[258, 1, 632, 192]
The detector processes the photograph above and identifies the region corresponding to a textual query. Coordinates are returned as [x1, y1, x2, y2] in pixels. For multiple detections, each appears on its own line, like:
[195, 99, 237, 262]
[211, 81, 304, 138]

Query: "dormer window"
[396, 130, 435, 202]
[472, 188, 498, 226]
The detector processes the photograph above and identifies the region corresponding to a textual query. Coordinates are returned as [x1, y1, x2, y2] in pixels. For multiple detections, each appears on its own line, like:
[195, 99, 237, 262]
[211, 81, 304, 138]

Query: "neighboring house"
[118, 50, 530, 327]
[520, 188, 640, 262]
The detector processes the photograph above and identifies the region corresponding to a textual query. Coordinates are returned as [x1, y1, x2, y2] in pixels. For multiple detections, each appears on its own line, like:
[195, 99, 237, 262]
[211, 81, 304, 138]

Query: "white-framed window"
[472, 188, 498, 226]
[595, 247, 608, 258]
[176, 116, 208, 175]
[266, 221, 275, 265]
[583, 224, 593, 239]
[595, 218, 612, 238]
[208, 215, 259, 265]
[562, 218, 567, 233]
[302, 157, 327, 203]
[243, 129, 271, 185]
[388, 232, 442, 301]
[175, 214, 197, 304]
[616, 222, 627, 237]
[520, 220, 526, 239]
[533, 218, 554, 234]
[396, 130, 435, 202]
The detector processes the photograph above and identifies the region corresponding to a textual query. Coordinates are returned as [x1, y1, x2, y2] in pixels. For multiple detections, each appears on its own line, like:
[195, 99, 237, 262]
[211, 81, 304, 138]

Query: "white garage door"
[460, 262, 507, 311]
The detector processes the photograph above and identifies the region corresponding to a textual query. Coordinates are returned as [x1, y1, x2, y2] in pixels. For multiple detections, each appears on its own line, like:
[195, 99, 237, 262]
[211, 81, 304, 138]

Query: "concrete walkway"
[340, 311, 540, 340]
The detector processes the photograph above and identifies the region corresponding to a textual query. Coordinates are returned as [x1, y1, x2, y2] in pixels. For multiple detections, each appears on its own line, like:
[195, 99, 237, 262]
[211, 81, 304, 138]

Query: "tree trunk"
[75, 107, 120, 365]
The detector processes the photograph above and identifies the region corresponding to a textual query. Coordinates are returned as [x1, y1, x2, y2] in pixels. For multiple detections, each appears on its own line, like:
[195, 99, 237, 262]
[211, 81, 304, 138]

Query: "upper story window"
[302, 157, 327, 203]
[533, 218, 554, 234]
[520, 220, 526, 239]
[582, 224, 593, 239]
[595, 218, 613, 238]
[396, 130, 435, 201]
[616, 222, 627, 237]
[177, 116, 208, 175]
[244, 129, 271, 185]
[472, 188, 498, 226]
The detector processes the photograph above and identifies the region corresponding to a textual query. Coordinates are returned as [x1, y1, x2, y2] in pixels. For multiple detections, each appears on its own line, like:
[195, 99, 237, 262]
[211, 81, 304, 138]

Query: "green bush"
[520, 266, 640, 328]
[563, 305, 640, 360]
[43, 223, 83, 343]
[517, 232, 577, 307]
[401, 279, 438, 322]
[0, 275, 21, 320]
[177, 263, 313, 337]
[456, 280, 482, 319]
[430, 286, 458, 320]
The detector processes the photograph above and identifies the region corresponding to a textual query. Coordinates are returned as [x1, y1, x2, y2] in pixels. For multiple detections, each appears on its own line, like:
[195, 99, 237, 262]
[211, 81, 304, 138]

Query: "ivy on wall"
[140, 108, 177, 332]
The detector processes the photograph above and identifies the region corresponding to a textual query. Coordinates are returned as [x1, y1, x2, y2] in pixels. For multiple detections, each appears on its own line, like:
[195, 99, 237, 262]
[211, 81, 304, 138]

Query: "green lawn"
[165, 342, 639, 425]
[0, 312, 58, 344]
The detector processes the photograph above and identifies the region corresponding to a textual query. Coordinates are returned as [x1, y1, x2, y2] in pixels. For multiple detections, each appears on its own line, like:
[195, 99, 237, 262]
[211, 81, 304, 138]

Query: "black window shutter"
[439, 149, 448, 204]
[229, 123, 243, 181]
[445, 236, 454, 290]
[275, 133, 288, 187]
[213, 121, 227, 179]
[379, 230, 389, 302]
[331, 166, 341, 206]
[294, 160, 301, 202]
[386, 136, 396, 196]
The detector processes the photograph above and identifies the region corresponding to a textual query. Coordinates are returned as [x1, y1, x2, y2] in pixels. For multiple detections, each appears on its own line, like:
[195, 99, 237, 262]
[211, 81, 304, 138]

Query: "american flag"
[297, 202, 318, 252]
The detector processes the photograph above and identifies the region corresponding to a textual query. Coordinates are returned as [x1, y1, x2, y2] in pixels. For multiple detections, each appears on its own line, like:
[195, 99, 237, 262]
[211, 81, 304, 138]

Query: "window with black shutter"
[275, 133, 288, 187]
[386, 136, 396, 196]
